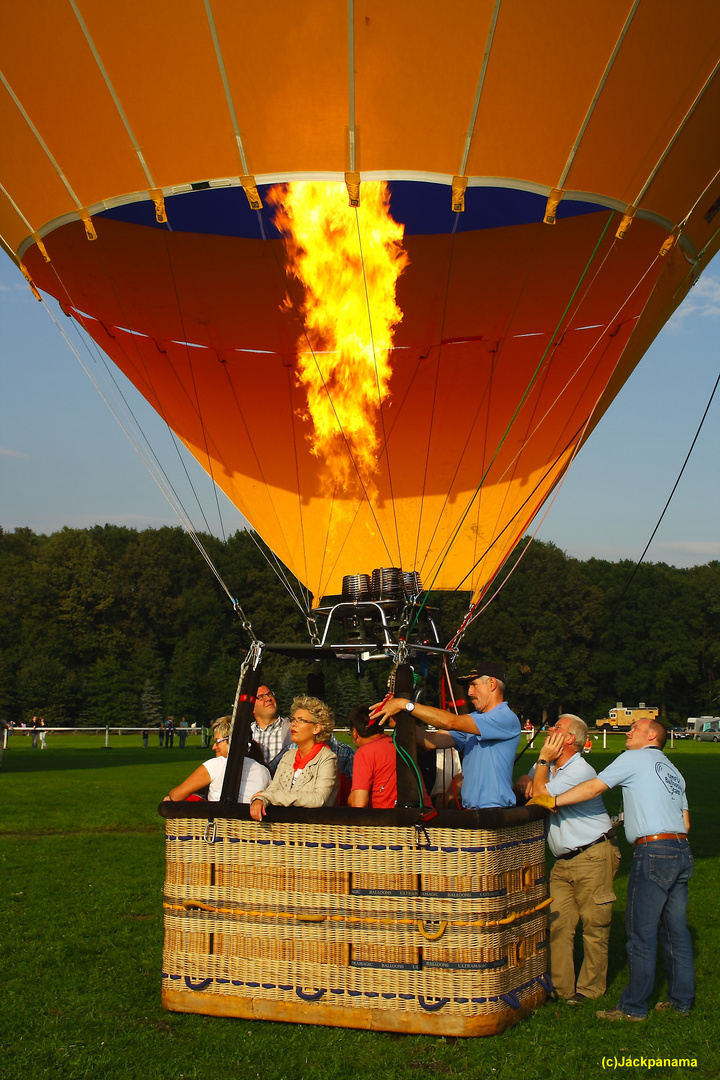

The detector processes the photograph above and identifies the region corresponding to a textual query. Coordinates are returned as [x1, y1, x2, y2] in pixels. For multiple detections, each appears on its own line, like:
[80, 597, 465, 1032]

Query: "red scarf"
[293, 741, 325, 771]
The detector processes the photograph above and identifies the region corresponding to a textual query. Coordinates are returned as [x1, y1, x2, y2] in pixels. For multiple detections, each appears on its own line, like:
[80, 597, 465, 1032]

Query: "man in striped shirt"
[250, 686, 291, 766]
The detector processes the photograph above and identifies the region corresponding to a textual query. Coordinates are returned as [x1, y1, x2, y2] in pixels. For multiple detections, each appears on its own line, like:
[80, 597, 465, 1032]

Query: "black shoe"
[566, 993, 587, 1005]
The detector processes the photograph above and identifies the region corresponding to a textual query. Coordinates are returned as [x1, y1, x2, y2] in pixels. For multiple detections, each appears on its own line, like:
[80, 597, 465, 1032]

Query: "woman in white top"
[164, 716, 270, 803]
[249, 697, 338, 820]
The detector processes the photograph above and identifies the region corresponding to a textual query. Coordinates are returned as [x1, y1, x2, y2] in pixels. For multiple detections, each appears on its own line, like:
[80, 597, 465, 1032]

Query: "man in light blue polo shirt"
[371, 661, 520, 809]
[517, 714, 620, 1004]
[530, 717, 693, 1022]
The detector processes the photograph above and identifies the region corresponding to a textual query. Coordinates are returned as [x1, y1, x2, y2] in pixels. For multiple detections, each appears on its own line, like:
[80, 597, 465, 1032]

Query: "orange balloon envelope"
[2, 0, 720, 606]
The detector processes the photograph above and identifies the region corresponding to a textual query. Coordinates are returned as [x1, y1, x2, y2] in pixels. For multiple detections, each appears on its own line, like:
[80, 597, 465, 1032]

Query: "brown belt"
[635, 832, 687, 845]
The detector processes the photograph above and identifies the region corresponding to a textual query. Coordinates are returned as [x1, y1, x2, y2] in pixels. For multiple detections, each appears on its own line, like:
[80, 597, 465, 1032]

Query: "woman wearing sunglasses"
[249, 696, 338, 820]
[164, 716, 270, 804]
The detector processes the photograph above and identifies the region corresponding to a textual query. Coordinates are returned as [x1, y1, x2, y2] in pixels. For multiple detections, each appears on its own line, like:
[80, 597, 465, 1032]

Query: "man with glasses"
[515, 714, 620, 1005]
[251, 686, 291, 766]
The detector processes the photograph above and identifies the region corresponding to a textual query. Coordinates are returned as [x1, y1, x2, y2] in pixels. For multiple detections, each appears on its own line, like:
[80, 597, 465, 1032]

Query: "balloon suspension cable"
[305, 612, 322, 646]
[446, 222, 662, 651]
[38, 295, 251, 621]
[414, 210, 617, 629]
[514, 726, 542, 767]
[229, 642, 263, 744]
[620, 363, 720, 600]
[232, 598, 260, 643]
[441, 657, 461, 715]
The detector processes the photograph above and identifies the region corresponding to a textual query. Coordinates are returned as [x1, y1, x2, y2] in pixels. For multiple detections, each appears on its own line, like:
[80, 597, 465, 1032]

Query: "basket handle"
[418, 996, 449, 1012]
[296, 987, 327, 1002]
[416, 919, 448, 941]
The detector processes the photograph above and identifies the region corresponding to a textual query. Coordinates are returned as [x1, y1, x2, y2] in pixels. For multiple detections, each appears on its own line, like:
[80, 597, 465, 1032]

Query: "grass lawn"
[1, 735, 718, 1080]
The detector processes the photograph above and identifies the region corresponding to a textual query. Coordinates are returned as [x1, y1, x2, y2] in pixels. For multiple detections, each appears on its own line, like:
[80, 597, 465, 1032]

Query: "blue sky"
[1, 253, 718, 568]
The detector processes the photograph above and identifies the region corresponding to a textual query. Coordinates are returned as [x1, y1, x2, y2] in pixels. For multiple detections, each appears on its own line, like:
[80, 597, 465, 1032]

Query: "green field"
[1, 736, 718, 1080]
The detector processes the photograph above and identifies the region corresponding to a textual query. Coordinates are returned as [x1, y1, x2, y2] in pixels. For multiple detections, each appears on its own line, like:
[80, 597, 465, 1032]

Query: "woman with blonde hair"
[249, 696, 338, 820]
[164, 715, 270, 803]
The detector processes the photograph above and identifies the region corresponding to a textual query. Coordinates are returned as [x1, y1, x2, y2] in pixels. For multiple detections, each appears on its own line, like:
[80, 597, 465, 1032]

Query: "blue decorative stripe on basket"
[164, 971, 543, 1012]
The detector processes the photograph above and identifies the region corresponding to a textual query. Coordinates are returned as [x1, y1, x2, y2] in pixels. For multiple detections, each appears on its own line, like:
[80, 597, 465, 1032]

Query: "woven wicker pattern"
[163, 816, 550, 1032]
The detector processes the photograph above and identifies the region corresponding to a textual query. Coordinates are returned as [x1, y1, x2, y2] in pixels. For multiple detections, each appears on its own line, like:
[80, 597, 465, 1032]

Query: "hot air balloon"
[2, 0, 719, 1038]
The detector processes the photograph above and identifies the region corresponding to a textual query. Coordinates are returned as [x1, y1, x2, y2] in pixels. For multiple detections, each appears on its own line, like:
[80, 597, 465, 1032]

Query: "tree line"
[1, 525, 717, 728]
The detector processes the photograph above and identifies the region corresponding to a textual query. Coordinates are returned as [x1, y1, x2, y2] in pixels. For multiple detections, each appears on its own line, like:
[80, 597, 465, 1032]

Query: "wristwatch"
[404, 701, 416, 713]
[537, 758, 550, 766]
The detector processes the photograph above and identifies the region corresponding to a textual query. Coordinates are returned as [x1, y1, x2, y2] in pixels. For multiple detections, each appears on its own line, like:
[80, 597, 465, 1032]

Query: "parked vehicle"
[688, 717, 720, 742]
[596, 702, 658, 731]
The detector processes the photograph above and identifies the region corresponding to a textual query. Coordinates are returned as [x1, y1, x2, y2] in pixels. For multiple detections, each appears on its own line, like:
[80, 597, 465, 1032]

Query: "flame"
[269, 181, 408, 488]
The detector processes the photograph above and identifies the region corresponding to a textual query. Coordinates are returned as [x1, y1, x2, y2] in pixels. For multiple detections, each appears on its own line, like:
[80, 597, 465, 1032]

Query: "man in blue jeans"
[530, 717, 693, 1021]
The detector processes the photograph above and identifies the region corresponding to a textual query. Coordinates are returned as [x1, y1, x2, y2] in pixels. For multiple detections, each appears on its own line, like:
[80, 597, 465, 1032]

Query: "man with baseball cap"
[371, 661, 520, 809]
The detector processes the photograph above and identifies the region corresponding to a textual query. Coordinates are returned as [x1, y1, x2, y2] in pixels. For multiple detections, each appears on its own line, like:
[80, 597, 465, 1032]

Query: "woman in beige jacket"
[249, 696, 338, 819]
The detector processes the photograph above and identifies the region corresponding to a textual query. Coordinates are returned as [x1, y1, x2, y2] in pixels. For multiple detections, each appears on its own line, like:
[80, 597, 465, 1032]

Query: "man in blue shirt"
[372, 661, 520, 809]
[530, 717, 693, 1022]
[516, 714, 619, 1004]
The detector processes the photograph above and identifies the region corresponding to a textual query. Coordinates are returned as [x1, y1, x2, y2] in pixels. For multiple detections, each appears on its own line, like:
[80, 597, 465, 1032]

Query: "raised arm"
[371, 697, 479, 736]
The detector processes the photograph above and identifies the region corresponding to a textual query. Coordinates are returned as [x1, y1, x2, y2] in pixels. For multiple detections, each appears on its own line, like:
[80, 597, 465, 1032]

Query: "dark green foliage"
[1, 526, 718, 729]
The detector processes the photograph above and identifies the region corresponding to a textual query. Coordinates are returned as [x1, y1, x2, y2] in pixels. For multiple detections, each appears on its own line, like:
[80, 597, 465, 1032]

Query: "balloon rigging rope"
[450, 248, 663, 593]
[413, 228, 460, 574]
[44, 249, 308, 621]
[39, 299, 239, 605]
[446, 247, 670, 644]
[411, 210, 617, 631]
[156, 227, 309, 615]
[620, 363, 720, 599]
[158, 231, 228, 544]
[218, 363, 312, 613]
[411, 221, 552, 593]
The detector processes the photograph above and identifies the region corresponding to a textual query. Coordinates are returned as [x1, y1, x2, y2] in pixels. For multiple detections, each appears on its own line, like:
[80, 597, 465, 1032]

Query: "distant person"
[142, 729, 149, 749]
[31, 716, 40, 750]
[251, 686, 291, 766]
[530, 717, 693, 1021]
[0, 716, 10, 769]
[158, 725, 165, 748]
[38, 717, 47, 749]
[250, 697, 338, 819]
[164, 716, 270, 803]
[515, 714, 620, 1004]
[165, 717, 175, 748]
[371, 661, 521, 809]
[178, 718, 189, 749]
[347, 705, 431, 809]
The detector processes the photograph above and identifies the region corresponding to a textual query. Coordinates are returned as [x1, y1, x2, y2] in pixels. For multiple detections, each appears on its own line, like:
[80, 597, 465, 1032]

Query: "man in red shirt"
[347, 705, 431, 809]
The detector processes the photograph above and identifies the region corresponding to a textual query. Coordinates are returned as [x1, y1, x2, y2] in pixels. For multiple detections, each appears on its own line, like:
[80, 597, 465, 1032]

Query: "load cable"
[411, 210, 617, 635]
[620, 365, 720, 600]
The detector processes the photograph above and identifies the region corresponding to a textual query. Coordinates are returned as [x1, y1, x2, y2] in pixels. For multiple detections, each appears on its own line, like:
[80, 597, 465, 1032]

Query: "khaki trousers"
[549, 838, 621, 999]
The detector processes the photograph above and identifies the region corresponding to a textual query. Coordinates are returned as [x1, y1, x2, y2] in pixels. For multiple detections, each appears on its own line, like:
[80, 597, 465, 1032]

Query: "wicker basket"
[161, 806, 551, 1036]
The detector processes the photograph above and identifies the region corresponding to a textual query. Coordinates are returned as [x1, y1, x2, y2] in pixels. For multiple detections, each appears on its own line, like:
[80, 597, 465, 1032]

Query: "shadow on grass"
[1, 747, 208, 774]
